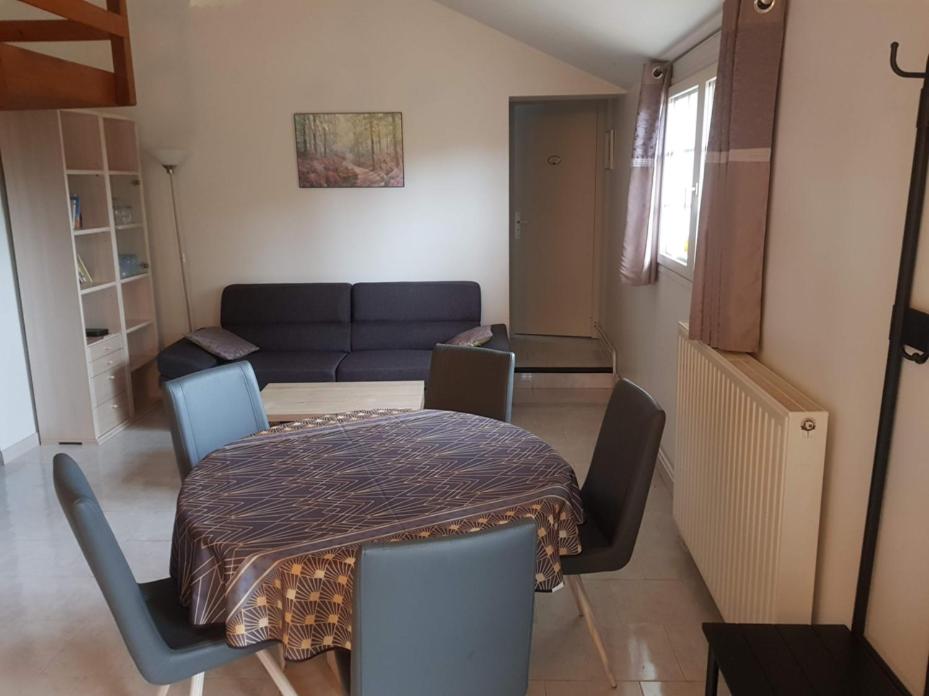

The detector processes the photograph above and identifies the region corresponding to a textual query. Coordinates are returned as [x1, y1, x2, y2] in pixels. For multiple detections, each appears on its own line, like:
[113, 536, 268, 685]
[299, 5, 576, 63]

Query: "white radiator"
[673, 324, 828, 623]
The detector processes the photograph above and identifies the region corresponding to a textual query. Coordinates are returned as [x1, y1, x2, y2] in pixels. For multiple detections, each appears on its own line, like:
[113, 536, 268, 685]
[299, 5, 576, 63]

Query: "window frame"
[655, 64, 718, 280]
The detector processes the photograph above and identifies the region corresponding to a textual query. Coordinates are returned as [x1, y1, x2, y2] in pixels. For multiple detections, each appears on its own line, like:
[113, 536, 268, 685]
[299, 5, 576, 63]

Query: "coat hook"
[889, 42, 929, 80]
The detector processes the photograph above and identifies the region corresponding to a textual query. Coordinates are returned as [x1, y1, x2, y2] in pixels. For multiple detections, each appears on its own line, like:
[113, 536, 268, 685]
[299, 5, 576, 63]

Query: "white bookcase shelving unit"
[0, 109, 160, 444]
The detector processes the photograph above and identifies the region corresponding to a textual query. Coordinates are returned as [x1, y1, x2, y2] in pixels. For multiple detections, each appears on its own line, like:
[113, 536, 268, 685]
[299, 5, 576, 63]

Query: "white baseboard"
[0, 432, 38, 465]
[656, 447, 674, 490]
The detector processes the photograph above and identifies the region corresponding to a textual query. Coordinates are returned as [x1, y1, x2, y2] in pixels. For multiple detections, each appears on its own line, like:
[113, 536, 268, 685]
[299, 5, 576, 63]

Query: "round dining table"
[171, 408, 584, 661]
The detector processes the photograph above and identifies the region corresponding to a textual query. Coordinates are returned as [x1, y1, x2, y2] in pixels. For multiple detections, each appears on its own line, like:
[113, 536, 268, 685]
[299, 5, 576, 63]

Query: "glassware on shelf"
[119, 254, 149, 279]
[113, 199, 134, 226]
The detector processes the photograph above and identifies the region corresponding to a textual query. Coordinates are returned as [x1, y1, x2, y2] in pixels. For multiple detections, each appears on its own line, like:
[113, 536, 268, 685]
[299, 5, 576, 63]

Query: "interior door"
[511, 100, 600, 337]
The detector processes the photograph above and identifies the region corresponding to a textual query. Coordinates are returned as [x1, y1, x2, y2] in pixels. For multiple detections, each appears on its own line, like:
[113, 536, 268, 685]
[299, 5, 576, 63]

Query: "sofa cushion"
[245, 351, 347, 386]
[221, 283, 352, 352]
[445, 325, 493, 347]
[336, 350, 432, 382]
[351, 281, 482, 350]
[186, 327, 259, 360]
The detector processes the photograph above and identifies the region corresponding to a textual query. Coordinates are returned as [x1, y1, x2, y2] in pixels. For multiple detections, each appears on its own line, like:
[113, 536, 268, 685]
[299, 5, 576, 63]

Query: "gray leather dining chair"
[561, 379, 665, 688]
[334, 521, 538, 696]
[163, 361, 269, 479]
[425, 344, 516, 422]
[52, 453, 297, 696]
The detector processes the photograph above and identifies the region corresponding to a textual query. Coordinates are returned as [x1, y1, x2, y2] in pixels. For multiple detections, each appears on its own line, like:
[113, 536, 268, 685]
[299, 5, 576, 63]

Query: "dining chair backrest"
[53, 453, 171, 684]
[163, 361, 269, 479]
[424, 344, 516, 422]
[582, 378, 665, 570]
[351, 521, 537, 696]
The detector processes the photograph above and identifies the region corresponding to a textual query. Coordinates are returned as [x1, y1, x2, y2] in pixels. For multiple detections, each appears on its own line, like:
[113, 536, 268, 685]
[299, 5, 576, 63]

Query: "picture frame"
[293, 112, 404, 188]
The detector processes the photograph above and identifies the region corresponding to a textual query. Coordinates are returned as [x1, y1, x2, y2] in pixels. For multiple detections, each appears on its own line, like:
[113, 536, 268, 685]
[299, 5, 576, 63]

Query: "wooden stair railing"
[0, 0, 135, 109]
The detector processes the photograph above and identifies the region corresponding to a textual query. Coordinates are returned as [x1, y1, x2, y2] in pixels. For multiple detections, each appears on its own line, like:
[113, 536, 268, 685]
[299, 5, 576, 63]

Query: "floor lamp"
[152, 149, 193, 333]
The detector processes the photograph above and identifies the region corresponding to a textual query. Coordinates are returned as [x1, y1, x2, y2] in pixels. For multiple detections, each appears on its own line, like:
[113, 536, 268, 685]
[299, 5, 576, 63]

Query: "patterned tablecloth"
[171, 409, 584, 661]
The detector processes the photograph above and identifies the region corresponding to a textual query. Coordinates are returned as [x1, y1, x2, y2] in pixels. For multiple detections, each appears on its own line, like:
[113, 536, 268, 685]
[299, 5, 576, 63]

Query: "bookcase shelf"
[79, 280, 117, 295]
[0, 110, 160, 444]
[74, 226, 111, 237]
[126, 318, 153, 334]
[121, 271, 150, 284]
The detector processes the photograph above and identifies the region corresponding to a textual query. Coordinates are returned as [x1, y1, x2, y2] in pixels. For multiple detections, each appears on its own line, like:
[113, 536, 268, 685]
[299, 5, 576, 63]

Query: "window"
[656, 66, 717, 278]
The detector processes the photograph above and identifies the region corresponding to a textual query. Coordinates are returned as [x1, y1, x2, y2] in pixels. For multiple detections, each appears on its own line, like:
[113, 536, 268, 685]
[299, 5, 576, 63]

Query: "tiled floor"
[0, 389, 721, 695]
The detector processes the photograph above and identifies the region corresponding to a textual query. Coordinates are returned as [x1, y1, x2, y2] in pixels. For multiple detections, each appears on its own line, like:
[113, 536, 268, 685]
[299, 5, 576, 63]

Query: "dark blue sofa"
[156, 281, 509, 387]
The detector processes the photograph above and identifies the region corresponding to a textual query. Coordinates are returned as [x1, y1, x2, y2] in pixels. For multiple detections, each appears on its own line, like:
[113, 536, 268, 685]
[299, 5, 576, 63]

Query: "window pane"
[657, 86, 699, 266]
[695, 77, 717, 226]
[699, 78, 716, 186]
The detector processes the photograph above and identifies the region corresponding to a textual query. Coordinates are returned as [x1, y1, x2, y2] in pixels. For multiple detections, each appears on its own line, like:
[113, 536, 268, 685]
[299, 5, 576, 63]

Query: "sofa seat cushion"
[245, 351, 347, 386]
[336, 350, 432, 382]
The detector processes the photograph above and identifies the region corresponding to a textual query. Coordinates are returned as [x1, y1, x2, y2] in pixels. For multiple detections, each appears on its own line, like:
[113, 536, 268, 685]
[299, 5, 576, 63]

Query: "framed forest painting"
[294, 112, 404, 188]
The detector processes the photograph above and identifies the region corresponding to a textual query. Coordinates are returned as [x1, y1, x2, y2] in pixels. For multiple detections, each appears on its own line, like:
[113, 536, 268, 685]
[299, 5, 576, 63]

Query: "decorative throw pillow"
[186, 327, 259, 361]
[445, 325, 493, 347]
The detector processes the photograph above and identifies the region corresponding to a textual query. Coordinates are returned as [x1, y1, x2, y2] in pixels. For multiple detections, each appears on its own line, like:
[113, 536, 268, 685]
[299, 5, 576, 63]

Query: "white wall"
[107, 0, 621, 343]
[0, 192, 36, 460]
[761, 2, 929, 692]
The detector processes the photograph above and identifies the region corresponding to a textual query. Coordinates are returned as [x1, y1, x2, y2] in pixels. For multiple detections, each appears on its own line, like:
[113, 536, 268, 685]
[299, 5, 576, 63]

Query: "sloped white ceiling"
[433, 0, 722, 87]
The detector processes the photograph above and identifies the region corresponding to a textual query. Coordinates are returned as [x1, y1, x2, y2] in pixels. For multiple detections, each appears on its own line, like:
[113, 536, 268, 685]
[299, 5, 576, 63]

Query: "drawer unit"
[89, 347, 127, 377]
[91, 363, 128, 407]
[87, 333, 123, 363]
[93, 392, 131, 437]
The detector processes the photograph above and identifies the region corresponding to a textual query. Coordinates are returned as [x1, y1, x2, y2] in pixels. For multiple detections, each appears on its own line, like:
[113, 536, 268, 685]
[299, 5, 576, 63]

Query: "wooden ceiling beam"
[106, 0, 133, 105]
[0, 42, 117, 109]
[17, 0, 128, 38]
[0, 0, 135, 110]
[0, 19, 110, 42]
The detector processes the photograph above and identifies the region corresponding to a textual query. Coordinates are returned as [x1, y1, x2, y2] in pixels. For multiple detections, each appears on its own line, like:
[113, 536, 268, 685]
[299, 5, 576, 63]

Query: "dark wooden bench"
[703, 623, 911, 696]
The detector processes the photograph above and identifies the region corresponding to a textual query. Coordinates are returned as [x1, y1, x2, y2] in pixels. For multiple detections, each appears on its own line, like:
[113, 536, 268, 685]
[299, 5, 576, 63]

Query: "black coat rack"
[853, 41, 929, 696]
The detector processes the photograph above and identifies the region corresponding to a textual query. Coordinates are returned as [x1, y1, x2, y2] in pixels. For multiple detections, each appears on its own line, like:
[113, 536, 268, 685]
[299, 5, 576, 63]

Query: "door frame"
[508, 96, 614, 338]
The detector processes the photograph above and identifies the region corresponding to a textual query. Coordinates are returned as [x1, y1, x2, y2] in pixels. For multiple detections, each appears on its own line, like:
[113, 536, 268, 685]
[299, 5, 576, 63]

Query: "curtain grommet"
[754, 0, 776, 14]
[652, 67, 664, 79]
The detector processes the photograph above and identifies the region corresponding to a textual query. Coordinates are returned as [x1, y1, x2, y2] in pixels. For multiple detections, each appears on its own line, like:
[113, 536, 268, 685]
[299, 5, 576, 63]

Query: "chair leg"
[567, 576, 617, 689]
[155, 686, 171, 696]
[257, 648, 300, 696]
[705, 648, 720, 696]
[188, 673, 204, 696]
[566, 576, 585, 617]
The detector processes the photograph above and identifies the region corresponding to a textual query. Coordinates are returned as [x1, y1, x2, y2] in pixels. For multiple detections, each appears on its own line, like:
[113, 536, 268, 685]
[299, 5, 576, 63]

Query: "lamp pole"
[153, 148, 193, 334]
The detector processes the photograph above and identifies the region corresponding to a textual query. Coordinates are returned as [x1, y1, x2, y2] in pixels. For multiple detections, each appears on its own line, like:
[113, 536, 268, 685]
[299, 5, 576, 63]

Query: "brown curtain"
[619, 61, 672, 285]
[689, 0, 788, 351]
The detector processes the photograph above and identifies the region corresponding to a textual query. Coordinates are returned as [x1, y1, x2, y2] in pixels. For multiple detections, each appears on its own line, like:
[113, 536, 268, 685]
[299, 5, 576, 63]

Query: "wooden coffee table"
[261, 380, 425, 423]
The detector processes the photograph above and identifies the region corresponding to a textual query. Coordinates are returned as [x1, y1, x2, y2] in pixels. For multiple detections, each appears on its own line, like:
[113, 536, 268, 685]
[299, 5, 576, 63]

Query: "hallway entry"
[510, 99, 606, 338]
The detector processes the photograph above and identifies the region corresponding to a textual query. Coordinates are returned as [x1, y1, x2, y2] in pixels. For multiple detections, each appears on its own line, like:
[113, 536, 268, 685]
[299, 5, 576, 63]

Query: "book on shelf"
[70, 195, 82, 230]
[76, 254, 93, 287]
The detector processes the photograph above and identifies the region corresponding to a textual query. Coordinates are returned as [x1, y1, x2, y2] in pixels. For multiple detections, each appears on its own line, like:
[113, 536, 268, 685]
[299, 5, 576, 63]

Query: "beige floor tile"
[527, 680, 547, 696]
[640, 681, 705, 696]
[665, 622, 711, 682]
[600, 623, 684, 682]
[543, 679, 643, 695]
[0, 391, 720, 696]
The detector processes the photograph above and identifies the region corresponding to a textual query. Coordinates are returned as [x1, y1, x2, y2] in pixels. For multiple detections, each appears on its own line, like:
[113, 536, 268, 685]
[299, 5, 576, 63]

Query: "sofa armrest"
[157, 339, 219, 381]
[485, 323, 511, 353]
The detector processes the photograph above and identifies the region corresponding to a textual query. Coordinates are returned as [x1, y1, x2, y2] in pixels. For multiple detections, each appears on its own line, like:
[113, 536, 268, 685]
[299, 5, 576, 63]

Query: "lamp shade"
[152, 148, 188, 168]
